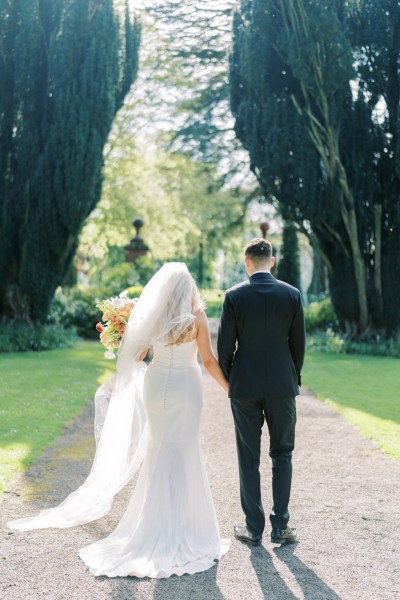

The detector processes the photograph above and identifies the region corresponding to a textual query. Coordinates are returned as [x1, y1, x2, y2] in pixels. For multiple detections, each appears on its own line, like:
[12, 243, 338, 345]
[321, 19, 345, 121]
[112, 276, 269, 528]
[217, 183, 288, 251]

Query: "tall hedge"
[0, 0, 140, 322]
[230, 0, 400, 336]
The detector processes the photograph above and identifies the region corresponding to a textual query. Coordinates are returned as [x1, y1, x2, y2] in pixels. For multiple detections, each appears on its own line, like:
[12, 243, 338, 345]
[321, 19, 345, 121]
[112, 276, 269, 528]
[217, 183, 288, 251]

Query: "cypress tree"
[0, 0, 140, 322]
[307, 249, 328, 299]
[277, 222, 301, 291]
[230, 0, 400, 337]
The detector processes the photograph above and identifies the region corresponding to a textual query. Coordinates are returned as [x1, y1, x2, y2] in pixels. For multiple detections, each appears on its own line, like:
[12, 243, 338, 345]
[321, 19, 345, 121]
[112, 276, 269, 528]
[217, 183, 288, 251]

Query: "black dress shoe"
[234, 524, 262, 545]
[271, 526, 297, 544]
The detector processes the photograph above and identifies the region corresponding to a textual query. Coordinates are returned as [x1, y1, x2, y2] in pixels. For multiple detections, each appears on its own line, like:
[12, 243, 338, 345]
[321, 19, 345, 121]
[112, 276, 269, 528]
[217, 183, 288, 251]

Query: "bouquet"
[95, 292, 138, 359]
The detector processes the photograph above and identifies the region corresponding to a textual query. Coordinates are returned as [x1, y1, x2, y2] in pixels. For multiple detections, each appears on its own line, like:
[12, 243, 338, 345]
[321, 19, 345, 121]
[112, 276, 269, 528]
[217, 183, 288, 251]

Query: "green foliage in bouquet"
[95, 295, 137, 359]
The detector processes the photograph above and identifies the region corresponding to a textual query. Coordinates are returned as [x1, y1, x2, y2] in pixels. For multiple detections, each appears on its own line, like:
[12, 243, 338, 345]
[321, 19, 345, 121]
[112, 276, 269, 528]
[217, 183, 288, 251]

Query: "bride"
[7, 262, 231, 578]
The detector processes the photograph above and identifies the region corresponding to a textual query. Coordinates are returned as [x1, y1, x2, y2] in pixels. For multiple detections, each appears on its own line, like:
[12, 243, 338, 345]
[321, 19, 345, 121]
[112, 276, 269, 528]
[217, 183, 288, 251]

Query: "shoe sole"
[271, 537, 297, 544]
[234, 534, 262, 545]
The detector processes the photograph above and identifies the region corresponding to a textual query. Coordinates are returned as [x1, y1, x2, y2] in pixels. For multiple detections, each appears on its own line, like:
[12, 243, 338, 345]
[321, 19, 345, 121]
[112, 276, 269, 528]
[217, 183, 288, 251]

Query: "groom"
[217, 238, 305, 545]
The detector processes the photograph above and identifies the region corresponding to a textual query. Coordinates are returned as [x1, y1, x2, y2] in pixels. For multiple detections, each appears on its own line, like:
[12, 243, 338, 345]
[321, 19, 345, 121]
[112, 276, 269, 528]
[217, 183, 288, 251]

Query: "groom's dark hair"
[244, 238, 272, 263]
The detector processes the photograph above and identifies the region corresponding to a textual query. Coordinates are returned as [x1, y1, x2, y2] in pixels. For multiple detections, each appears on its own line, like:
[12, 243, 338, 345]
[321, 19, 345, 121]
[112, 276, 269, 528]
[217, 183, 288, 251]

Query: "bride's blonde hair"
[166, 269, 205, 346]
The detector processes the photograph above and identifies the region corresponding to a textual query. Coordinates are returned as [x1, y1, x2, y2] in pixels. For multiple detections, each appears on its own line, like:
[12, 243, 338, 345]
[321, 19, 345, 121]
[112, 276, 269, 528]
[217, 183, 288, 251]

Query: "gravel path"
[1, 369, 399, 600]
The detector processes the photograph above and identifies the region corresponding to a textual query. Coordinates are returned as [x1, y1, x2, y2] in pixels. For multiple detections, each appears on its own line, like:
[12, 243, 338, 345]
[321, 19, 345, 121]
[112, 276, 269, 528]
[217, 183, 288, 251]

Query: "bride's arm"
[195, 310, 229, 393]
[137, 348, 149, 361]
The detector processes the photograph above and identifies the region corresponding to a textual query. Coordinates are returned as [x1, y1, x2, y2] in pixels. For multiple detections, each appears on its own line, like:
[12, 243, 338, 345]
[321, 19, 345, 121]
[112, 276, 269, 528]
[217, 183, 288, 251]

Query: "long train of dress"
[78, 339, 230, 577]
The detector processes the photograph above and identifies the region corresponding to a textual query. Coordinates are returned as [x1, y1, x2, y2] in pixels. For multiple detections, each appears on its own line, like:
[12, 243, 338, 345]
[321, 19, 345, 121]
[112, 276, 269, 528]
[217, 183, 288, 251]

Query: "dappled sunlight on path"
[0, 443, 31, 495]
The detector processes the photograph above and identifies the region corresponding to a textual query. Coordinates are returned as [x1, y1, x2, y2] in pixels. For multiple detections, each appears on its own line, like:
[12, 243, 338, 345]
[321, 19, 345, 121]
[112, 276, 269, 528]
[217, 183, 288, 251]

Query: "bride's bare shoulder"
[194, 308, 207, 322]
[194, 309, 209, 338]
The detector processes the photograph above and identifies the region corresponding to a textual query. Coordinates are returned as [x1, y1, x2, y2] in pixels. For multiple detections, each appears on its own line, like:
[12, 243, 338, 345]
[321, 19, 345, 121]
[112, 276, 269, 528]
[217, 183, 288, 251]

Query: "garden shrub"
[307, 330, 400, 358]
[201, 289, 224, 318]
[304, 298, 338, 332]
[0, 320, 78, 353]
[343, 336, 400, 358]
[49, 286, 115, 339]
[307, 330, 345, 354]
[51, 285, 148, 340]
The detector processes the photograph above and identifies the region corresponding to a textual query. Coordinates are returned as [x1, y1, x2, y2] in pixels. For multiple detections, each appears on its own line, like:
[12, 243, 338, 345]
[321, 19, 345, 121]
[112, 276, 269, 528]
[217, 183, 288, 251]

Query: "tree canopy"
[0, 0, 140, 321]
[230, 0, 400, 336]
[78, 124, 245, 289]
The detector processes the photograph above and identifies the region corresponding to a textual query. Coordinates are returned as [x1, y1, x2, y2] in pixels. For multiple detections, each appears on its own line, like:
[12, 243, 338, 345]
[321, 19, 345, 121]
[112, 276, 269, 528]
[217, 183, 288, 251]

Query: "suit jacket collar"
[249, 272, 275, 283]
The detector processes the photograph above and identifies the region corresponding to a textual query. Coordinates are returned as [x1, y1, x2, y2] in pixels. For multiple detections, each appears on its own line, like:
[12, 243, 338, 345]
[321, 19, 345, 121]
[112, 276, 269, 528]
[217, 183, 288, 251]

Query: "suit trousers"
[230, 395, 296, 534]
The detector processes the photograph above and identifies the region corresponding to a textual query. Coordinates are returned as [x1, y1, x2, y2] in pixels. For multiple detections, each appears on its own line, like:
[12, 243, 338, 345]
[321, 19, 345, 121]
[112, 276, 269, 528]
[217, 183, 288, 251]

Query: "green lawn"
[303, 351, 400, 461]
[0, 341, 114, 493]
[2, 344, 399, 496]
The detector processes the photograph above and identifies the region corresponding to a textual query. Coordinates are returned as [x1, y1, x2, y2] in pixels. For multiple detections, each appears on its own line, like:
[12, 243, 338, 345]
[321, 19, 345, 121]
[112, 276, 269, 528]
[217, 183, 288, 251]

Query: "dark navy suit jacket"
[217, 272, 306, 399]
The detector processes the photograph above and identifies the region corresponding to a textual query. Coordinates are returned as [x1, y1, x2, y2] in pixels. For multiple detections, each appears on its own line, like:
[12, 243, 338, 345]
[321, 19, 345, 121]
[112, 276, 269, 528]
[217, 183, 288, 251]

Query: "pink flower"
[96, 322, 104, 333]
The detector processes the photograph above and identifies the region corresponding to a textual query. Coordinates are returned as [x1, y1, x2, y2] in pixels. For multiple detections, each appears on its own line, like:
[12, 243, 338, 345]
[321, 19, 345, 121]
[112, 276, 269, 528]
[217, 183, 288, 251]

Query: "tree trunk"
[308, 248, 328, 298]
[341, 205, 369, 332]
[374, 203, 384, 326]
[3, 283, 31, 322]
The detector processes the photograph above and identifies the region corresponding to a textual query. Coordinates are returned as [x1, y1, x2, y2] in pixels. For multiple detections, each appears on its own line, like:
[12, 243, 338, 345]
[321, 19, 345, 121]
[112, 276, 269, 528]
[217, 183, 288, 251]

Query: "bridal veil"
[7, 262, 201, 531]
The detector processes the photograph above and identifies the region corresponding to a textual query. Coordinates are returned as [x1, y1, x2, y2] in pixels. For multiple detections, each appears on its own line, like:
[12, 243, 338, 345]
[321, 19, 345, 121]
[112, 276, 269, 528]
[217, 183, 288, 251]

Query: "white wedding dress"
[7, 263, 230, 578]
[78, 339, 230, 578]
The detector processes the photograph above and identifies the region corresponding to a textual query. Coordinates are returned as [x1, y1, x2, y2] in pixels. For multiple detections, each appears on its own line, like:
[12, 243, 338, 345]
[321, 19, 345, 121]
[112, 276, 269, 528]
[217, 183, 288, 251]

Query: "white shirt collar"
[251, 270, 271, 275]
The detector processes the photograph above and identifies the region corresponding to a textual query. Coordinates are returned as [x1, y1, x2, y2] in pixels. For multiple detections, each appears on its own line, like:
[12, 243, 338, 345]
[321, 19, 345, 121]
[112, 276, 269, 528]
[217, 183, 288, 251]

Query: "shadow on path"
[273, 543, 342, 600]
[100, 561, 226, 600]
[249, 544, 298, 600]
[153, 563, 226, 600]
[249, 543, 343, 600]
